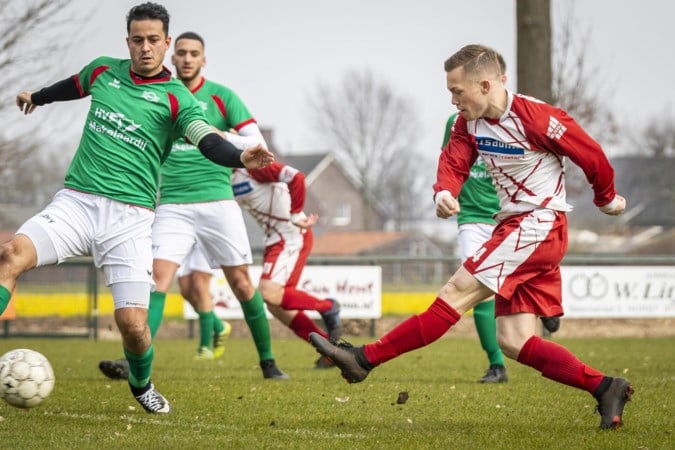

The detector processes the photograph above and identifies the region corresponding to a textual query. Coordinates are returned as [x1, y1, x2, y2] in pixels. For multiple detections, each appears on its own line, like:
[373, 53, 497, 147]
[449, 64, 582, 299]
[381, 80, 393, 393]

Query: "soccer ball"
[0, 348, 55, 408]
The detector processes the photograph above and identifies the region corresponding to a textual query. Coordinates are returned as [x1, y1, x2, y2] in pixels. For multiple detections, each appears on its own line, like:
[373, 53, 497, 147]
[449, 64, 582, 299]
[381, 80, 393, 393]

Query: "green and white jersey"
[442, 113, 499, 225]
[158, 78, 255, 204]
[64, 56, 205, 209]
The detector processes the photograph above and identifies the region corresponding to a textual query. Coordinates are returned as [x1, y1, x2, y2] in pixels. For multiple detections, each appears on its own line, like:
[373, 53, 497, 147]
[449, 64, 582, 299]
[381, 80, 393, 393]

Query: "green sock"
[212, 312, 225, 334]
[473, 299, 505, 367]
[198, 311, 214, 349]
[239, 290, 273, 361]
[148, 291, 166, 339]
[124, 345, 154, 388]
[0, 285, 10, 315]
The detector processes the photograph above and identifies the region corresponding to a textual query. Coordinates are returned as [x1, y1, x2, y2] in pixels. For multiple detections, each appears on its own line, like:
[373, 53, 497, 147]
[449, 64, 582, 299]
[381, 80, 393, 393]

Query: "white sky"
[46, 0, 675, 157]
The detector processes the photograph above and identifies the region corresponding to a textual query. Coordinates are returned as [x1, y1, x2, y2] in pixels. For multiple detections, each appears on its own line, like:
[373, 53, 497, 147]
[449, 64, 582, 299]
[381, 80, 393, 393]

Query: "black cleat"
[596, 377, 634, 429]
[541, 316, 561, 333]
[478, 364, 508, 383]
[309, 332, 370, 383]
[314, 354, 336, 369]
[99, 358, 129, 380]
[130, 381, 171, 414]
[260, 359, 290, 380]
[320, 299, 342, 342]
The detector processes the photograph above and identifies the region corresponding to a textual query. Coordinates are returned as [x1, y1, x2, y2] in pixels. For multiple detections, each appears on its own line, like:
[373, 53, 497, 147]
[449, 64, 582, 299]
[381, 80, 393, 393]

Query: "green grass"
[0, 335, 672, 449]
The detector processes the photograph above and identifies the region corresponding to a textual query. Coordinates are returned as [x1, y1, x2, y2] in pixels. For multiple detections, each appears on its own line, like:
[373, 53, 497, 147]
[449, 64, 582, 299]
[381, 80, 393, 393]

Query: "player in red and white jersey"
[232, 162, 341, 368]
[310, 44, 634, 430]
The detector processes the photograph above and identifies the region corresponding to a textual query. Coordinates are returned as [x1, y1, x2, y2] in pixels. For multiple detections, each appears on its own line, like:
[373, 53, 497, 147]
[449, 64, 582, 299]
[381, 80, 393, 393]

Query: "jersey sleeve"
[76, 56, 115, 96]
[433, 115, 477, 198]
[248, 162, 306, 213]
[171, 86, 210, 142]
[522, 102, 617, 207]
[221, 87, 255, 131]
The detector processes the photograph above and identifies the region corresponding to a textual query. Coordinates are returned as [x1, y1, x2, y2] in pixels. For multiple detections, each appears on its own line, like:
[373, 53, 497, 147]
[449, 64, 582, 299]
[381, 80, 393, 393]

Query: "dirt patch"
[4, 315, 674, 340]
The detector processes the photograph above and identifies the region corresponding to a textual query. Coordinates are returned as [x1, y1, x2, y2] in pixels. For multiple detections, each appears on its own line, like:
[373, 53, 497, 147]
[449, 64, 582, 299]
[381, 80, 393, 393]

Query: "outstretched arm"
[186, 120, 274, 169]
[16, 75, 81, 115]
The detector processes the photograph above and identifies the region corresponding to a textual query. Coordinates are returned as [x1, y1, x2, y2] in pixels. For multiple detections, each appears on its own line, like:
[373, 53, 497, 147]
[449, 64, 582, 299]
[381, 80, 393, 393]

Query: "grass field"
[0, 335, 672, 449]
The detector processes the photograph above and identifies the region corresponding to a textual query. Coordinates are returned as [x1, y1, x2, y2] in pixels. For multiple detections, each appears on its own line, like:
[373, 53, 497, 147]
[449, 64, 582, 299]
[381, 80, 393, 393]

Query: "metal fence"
[2, 254, 674, 339]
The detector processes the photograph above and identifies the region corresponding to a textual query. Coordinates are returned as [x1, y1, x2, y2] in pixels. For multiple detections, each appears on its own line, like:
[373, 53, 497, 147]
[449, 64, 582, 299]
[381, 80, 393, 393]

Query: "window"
[332, 202, 351, 226]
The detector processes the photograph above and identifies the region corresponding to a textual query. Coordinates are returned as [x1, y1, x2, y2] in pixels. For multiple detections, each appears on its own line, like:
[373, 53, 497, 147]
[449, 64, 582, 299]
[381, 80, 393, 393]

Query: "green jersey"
[64, 56, 205, 209]
[442, 113, 499, 225]
[158, 78, 255, 204]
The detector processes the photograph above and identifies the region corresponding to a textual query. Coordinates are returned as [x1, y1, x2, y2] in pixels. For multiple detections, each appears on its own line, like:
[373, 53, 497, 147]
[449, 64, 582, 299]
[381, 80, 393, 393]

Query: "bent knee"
[497, 333, 529, 360]
[0, 238, 37, 274]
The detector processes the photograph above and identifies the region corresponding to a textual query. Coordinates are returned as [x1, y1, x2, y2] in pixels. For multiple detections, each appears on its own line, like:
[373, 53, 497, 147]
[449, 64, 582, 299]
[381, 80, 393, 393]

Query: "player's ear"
[480, 79, 491, 94]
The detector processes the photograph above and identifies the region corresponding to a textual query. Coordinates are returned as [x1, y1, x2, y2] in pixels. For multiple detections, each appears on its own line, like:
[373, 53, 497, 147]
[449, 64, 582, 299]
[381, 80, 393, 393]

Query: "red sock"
[289, 311, 327, 341]
[281, 288, 331, 312]
[517, 336, 605, 393]
[363, 298, 460, 366]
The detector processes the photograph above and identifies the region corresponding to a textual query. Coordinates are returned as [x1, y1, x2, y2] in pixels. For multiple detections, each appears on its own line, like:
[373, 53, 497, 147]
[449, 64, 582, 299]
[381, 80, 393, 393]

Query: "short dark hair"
[444, 44, 504, 79]
[175, 31, 205, 48]
[126, 2, 170, 35]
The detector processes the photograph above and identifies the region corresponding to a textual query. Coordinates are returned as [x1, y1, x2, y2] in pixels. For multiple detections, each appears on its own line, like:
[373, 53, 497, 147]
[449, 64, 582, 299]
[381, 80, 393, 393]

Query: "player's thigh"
[196, 200, 253, 267]
[152, 203, 199, 265]
[94, 199, 155, 288]
[16, 189, 96, 267]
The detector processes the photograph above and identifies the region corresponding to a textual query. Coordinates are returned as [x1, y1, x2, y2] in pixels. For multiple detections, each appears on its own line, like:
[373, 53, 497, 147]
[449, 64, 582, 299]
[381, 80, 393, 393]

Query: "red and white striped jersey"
[434, 91, 616, 220]
[231, 162, 307, 246]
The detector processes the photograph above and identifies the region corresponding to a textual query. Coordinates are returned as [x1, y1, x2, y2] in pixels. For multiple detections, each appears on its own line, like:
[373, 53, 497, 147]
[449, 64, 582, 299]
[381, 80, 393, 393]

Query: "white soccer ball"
[0, 348, 55, 408]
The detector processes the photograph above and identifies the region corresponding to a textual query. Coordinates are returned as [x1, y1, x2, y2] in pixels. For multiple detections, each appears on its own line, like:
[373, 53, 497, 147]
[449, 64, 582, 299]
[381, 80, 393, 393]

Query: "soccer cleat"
[541, 316, 561, 333]
[320, 298, 342, 342]
[99, 358, 129, 380]
[131, 382, 171, 414]
[193, 346, 215, 361]
[314, 354, 336, 369]
[260, 359, 290, 380]
[212, 321, 232, 359]
[596, 377, 634, 429]
[478, 364, 508, 383]
[309, 332, 370, 383]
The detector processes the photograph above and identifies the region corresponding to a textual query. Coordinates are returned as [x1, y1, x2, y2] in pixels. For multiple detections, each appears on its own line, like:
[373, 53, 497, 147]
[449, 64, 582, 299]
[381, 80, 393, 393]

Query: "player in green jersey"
[2, 3, 273, 414]
[98, 31, 287, 380]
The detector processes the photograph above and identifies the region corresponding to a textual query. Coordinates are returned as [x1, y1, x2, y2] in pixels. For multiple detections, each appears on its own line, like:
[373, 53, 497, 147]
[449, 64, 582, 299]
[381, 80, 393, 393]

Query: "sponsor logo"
[142, 91, 160, 103]
[547, 116, 567, 140]
[568, 273, 609, 299]
[198, 100, 208, 111]
[475, 137, 524, 156]
[232, 181, 254, 196]
[108, 78, 121, 89]
[91, 107, 147, 151]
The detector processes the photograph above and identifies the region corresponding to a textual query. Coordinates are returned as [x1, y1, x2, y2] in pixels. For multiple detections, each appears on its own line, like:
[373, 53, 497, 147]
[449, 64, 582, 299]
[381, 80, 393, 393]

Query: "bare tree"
[308, 69, 426, 230]
[551, 2, 619, 146]
[633, 111, 675, 157]
[0, 0, 85, 226]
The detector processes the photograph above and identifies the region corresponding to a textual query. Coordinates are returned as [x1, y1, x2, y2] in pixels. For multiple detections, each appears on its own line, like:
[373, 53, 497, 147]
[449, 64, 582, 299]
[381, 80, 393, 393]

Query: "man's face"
[126, 19, 170, 77]
[172, 38, 205, 83]
[446, 67, 488, 121]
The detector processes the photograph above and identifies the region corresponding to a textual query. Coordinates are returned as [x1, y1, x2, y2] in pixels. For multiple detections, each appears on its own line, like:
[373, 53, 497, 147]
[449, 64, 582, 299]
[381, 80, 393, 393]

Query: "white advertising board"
[183, 265, 382, 320]
[561, 266, 675, 318]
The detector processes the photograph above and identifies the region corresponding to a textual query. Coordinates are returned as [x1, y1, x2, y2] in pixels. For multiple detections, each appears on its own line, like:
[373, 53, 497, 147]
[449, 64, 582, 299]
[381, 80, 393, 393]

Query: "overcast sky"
[42, 0, 675, 157]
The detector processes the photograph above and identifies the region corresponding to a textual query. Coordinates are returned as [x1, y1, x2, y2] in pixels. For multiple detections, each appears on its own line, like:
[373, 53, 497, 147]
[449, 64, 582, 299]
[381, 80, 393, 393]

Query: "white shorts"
[17, 188, 155, 291]
[176, 245, 212, 277]
[152, 200, 253, 269]
[457, 222, 496, 263]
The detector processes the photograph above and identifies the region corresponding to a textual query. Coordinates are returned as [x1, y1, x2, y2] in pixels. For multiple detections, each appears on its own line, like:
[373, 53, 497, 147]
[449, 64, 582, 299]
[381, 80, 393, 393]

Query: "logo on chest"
[476, 137, 524, 160]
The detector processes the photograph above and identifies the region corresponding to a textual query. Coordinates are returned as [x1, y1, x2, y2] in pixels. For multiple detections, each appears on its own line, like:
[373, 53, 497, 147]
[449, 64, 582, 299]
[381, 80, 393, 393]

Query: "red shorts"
[261, 228, 313, 288]
[462, 209, 567, 317]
